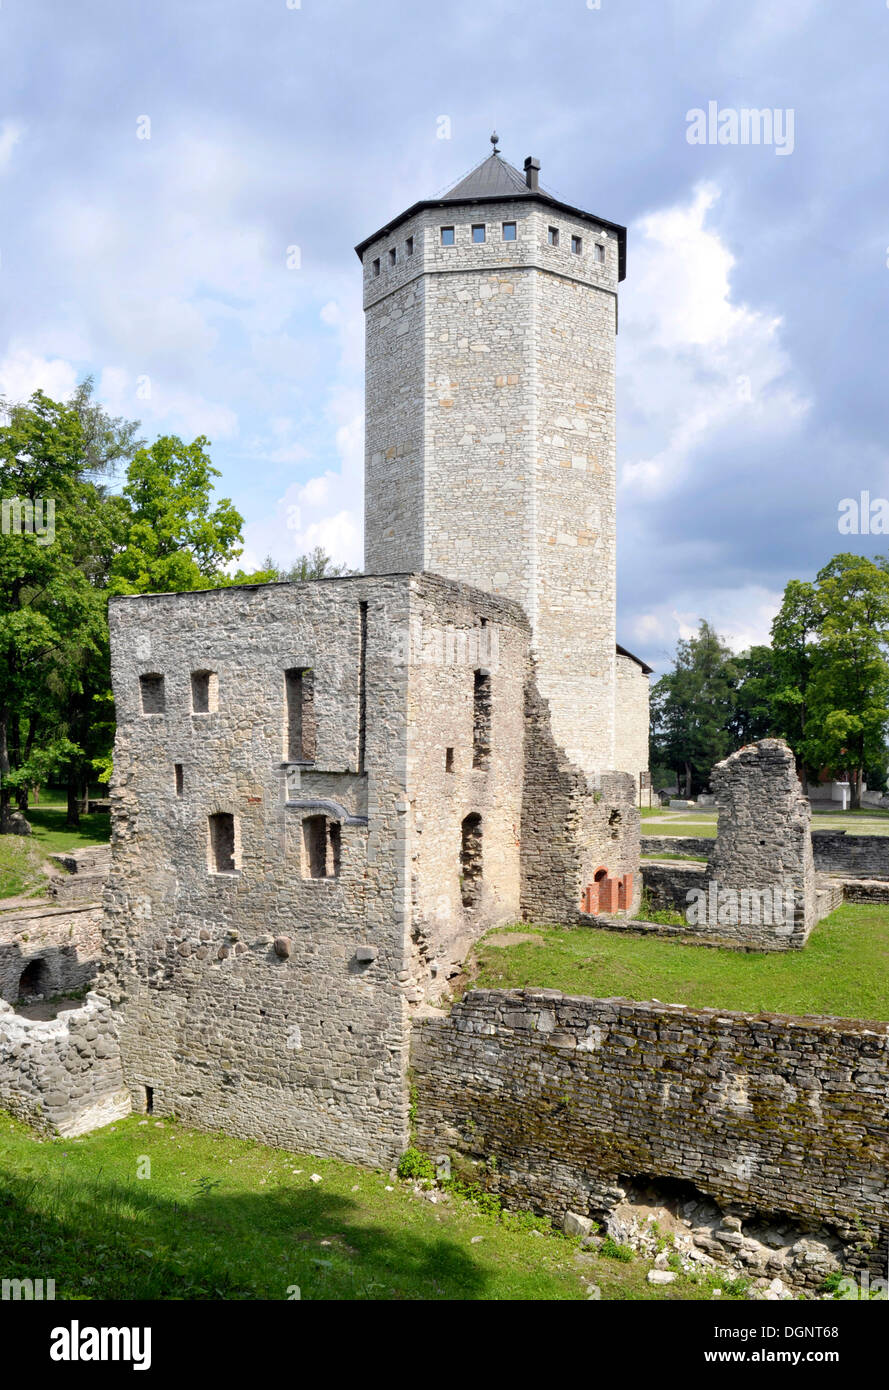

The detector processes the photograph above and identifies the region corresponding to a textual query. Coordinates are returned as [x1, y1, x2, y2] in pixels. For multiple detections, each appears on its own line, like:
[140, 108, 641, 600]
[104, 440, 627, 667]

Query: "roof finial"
[490, 130, 500, 154]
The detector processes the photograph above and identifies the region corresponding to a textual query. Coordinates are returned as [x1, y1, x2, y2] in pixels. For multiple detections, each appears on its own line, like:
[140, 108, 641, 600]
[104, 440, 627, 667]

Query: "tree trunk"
[850, 767, 862, 811]
[683, 762, 692, 799]
[66, 769, 81, 828]
[0, 706, 10, 831]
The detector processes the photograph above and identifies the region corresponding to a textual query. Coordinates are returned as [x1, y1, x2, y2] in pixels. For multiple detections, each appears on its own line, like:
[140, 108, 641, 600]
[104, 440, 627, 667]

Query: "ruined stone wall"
[641, 835, 713, 861]
[644, 829, 889, 881]
[0, 903, 102, 1004]
[403, 577, 531, 1002]
[413, 989, 888, 1274]
[520, 669, 640, 923]
[810, 830, 889, 879]
[361, 198, 622, 778]
[709, 740, 816, 946]
[613, 654, 650, 779]
[0, 994, 130, 1137]
[103, 578, 415, 1168]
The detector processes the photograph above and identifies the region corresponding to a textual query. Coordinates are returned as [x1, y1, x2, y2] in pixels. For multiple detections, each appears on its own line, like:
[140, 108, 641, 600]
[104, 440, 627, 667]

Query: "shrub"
[397, 1147, 435, 1182]
[600, 1236, 634, 1262]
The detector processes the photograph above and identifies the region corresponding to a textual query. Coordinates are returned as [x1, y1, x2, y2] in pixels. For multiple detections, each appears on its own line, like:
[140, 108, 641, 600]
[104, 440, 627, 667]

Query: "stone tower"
[356, 139, 627, 776]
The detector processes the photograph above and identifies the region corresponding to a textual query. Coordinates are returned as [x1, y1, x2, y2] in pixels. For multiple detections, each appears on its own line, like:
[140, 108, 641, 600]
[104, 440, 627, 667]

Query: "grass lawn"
[25, 804, 111, 854]
[0, 804, 110, 899]
[641, 820, 717, 839]
[470, 905, 889, 1022]
[642, 812, 889, 839]
[0, 1112, 739, 1301]
[0, 834, 48, 900]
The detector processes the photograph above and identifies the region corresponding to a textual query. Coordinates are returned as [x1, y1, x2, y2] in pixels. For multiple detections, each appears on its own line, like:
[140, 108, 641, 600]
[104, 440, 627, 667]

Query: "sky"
[1, 0, 888, 675]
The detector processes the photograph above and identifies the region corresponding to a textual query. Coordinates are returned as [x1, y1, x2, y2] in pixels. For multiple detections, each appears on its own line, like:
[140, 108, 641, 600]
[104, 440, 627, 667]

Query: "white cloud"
[0, 344, 79, 402]
[241, 383, 364, 572]
[627, 584, 784, 671]
[0, 120, 24, 173]
[618, 182, 809, 498]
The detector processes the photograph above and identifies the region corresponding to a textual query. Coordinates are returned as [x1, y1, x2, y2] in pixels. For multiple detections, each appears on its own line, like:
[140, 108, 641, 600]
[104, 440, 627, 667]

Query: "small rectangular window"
[174, 764, 183, 797]
[445, 747, 455, 773]
[301, 815, 341, 880]
[285, 668, 316, 762]
[571, 235, 583, 255]
[190, 669, 217, 714]
[547, 226, 559, 246]
[406, 236, 414, 256]
[139, 673, 165, 714]
[472, 669, 492, 770]
[472, 224, 486, 243]
[372, 258, 380, 277]
[595, 242, 605, 263]
[389, 247, 397, 267]
[208, 813, 236, 874]
[502, 222, 516, 241]
[440, 226, 455, 246]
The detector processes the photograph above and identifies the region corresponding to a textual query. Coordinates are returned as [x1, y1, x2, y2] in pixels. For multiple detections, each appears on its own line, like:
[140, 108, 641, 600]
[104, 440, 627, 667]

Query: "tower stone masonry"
[357, 144, 644, 778]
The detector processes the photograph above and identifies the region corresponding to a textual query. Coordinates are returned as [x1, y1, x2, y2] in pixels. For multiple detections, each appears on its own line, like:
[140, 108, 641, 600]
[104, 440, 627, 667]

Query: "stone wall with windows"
[361, 197, 622, 778]
[401, 576, 531, 1001]
[102, 574, 582, 1160]
[103, 576, 416, 1168]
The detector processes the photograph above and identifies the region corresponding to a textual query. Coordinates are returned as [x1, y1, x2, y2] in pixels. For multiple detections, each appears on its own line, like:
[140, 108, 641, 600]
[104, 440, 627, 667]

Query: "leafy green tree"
[650, 621, 743, 797]
[799, 554, 889, 807]
[730, 644, 780, 747]
[259, 546, 356, 582]
[0, 390, 130, 828]
[111, 435, 244, 595]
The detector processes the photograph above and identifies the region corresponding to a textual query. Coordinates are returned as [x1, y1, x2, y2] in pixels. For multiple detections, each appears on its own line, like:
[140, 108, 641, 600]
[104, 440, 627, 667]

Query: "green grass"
[641, 821, 717, 839]
[20, 805, 110, 855]
[0, 804, 109, 899]
[0, 1112, 735, 1301]
[0, 834, 48, 900]
[471, 905, 889, 1021]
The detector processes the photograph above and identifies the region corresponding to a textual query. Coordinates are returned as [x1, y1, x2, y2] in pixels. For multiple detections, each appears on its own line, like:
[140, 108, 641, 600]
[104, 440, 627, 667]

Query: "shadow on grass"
[0, 1167, 488, 1301]
[23, 808, 111, 852]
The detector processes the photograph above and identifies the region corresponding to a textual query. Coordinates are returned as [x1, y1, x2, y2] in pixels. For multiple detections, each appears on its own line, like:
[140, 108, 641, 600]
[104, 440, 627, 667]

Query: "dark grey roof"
[355, 152, 627, 280]
[616, 642, 654, 676]
[442, 153, 543, 201]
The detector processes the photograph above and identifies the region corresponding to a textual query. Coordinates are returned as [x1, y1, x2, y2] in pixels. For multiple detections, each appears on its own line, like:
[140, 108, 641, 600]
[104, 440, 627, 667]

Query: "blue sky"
[2, 0, 888, 673]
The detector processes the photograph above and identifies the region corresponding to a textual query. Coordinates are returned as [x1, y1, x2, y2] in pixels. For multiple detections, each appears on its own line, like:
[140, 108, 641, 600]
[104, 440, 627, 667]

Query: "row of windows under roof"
[371, 222, 607, 276]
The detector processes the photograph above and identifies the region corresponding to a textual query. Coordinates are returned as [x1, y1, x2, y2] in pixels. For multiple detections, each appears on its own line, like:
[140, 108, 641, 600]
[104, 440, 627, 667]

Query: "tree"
[731, 644, 780, 747]
[799, 554, 889, 807]
[649, 621, 743, 797]
[0, 390, 129, 828]
[111, 435, 244, 595]
[260, 546, 356, 582]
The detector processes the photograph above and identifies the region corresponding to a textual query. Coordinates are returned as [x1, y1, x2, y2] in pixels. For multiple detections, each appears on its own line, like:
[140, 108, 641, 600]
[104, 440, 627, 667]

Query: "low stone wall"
[412, 989, 889, 1276]
[811, 830, 889, 879]
[0, 903, 103, 1004]
[840, 879, 889, 905]
[641, 835, 713, 860]
[642, 830, 889, 882]
[0, 993, 131, 1136]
